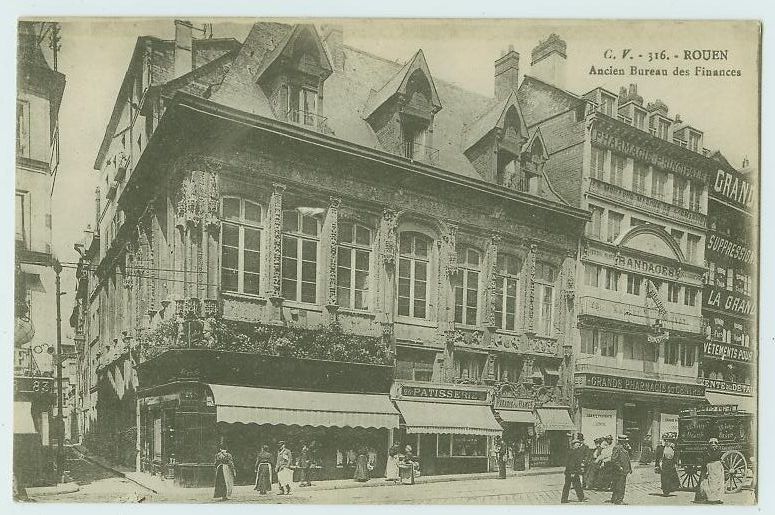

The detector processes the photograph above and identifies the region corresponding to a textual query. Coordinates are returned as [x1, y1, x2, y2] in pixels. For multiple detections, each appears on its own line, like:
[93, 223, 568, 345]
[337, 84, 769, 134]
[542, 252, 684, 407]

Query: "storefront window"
[434, 434, 486, 457]
[437, 434, 451, 456]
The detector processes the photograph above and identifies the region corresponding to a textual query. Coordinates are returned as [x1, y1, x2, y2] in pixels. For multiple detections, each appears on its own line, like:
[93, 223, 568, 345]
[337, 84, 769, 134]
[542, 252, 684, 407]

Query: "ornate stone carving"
[174, 169, 219, 231]
[268, 183, 286, 298]
[524, 336, 559, 356]
[485, 234, 500, 328]
[327, 197, 342, 306]
[443, 223, 458, 275]
[526, 243, 538, 333]
[381, 209, 398, 265]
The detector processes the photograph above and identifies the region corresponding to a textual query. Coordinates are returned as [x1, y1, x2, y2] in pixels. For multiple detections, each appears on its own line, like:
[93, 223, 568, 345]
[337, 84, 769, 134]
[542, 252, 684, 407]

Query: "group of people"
[385, 444, 420, 485]
[562, 433, 632, 504]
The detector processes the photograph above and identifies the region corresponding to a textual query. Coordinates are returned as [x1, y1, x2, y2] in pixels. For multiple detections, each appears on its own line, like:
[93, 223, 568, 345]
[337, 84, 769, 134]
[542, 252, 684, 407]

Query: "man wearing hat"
[610, 435, 633, 504]
[275, 441, 294, 495]
[560, 435, 588, 503]
[595, 435, 614, 491]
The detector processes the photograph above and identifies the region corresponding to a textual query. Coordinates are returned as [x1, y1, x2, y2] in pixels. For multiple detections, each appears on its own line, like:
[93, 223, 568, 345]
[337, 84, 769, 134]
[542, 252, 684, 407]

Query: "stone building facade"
[79, 21, 589, 484]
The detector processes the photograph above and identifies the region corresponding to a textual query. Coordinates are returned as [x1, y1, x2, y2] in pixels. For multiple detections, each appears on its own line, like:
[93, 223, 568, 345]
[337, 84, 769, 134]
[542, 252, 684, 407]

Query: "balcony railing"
[578, 296, 704, 334]
[403, 141, 440, 165]
[287, 108, 329, 132]
[575, 362, 703, 385]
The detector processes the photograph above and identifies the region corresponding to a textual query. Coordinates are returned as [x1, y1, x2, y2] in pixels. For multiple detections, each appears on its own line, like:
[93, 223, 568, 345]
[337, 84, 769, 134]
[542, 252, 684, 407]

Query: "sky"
[42, 18, 760, 327]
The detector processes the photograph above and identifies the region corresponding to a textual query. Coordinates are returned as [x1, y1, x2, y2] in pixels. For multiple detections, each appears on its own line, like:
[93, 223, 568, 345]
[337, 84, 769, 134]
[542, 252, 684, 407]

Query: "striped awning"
[536, 407, 576, 431]
[396, 400, 503, 436]
[208, 384, 399, 429]
[496, 409, 536, 424]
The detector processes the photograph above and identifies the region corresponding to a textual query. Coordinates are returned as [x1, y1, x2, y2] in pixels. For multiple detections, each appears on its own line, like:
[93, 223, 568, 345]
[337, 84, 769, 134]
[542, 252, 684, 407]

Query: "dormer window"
[688, 131, 701, 152]
[287, 86, 318, 127]
[657, 118, 670, 140]
[497, 152, 524, 191]
[402, 118, 430, 161]
[599, 94, 616, 117]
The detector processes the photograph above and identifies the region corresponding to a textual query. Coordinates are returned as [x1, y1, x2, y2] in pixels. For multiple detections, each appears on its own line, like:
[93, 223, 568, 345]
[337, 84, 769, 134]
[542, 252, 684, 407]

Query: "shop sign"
[575, 373, 705, 398]
[590, 127, 705, 181]
[393, 381, 490, 403]
[702, 378, 754, 396]
[660, 413, 679, 436]
[647, 331, 670, 344]
[703, 287, 755, 316]
[702, 341, 754, 364]
[712, 169, 755, 210]
[614, 255, 680, 280]
[14, 376, 55, 396]
[581, 408, 617, 444]
[495, 396, 535, 411]
[706, 234, 755, 265]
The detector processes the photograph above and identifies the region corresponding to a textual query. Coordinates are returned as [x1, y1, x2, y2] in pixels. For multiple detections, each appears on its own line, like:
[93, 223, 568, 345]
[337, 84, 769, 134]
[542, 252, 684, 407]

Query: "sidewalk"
[25, 482, 80, 497]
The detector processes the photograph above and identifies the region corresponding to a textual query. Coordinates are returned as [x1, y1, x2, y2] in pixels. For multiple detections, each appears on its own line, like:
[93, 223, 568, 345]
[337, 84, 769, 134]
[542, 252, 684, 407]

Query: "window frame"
[281, 208, 322, 304]
[337, 221, 373, 311]
[453, 247, 481, 326]
[397, 231, 433, 319]
[494, 253, 522, 331]
[590, 147, 606, 181]
[599, 330, 618, 357]
[220, 197, 263, 296]
[17, 99, 31, 158]
[534, 261, 556, 336]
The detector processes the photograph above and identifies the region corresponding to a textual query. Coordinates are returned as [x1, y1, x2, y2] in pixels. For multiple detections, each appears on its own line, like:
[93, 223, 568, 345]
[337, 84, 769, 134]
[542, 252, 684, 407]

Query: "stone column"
[440, 223, 458, 331]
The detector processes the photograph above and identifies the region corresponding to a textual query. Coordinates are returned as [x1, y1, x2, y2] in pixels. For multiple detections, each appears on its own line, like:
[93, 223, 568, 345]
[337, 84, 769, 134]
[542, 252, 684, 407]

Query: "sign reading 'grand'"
[575, 373, 705, 398]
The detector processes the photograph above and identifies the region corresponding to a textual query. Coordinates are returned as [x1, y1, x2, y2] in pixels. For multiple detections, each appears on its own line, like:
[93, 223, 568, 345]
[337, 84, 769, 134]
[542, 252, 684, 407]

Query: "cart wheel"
[722, 451, 747, 493]
[679, 464, 701, 491]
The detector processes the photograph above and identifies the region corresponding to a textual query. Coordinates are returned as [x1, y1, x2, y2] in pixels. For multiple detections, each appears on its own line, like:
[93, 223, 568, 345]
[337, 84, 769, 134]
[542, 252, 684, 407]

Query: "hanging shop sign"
[575, 373, 705, 398]
[581, 408, 617, 444]
[14, 376, 55, 396]
[703, 287, 755, 317]
[647, 331, 670, 344]
[391, 381, 491, 404]
[711, 169, 755, 210]
[702, 341, 754, 364]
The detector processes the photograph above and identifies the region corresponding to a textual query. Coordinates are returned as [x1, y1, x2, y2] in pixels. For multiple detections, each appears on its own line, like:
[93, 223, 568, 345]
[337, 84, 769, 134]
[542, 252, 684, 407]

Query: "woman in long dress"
[354, 445, 370, 482]
[213, 446, 236, 500]
[657, 438, 680, 495]
[586, 438, 603, 490]
[698, 438, 725, 504]
[385, 445, 400, 483]
[254, 445, 273, 494]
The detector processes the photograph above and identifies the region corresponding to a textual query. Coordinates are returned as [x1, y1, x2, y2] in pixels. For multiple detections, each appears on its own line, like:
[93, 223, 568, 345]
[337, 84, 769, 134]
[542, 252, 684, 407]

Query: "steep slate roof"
[462, 91, 528, 151]
[362, 49, 441, 119]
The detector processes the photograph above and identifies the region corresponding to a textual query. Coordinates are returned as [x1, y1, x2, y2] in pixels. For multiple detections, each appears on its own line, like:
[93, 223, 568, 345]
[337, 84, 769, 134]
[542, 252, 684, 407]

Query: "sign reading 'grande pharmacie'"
[400, 384, 489, 402]
[703, 341, 754, 363]
[712, 169, 755, 210]
[706, 234, 755, 265]
[590, 127, 704, 180]
[575, 373, 705, 398]
[703, 287, 755, 316]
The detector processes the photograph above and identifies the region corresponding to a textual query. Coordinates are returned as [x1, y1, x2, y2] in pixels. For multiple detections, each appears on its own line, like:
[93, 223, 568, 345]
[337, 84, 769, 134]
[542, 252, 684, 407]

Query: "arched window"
[220, 197, 262, 295]
[282, 209, 321, 303]
[535, 261, 557, 336]
[398, 231, 432, 319]
[337, 222, 372, 310]
[454, 247, 481, 325]
[494, 254, 522, 331]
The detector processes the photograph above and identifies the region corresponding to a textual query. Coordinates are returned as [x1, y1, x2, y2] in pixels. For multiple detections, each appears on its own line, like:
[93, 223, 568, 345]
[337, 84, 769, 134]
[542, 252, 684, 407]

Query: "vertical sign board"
[581, 408, 617, 447]
[660, 413, 679, 437]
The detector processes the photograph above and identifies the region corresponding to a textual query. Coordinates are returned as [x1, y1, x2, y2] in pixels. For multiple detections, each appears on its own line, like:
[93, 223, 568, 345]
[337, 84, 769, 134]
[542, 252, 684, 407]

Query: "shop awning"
[14, 402, 37, 434]
[536, 407, 576, 431]
[496, 409, 536, 424]
[208, 384, 399, 429]
[395, 400, 503, 436]
[705, 392, 757, 413]
[19, 264, 46, 293]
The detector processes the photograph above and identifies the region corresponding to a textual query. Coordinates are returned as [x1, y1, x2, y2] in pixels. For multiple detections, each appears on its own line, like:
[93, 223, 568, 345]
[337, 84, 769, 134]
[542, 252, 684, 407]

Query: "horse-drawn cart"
[676, 405, 754, 493]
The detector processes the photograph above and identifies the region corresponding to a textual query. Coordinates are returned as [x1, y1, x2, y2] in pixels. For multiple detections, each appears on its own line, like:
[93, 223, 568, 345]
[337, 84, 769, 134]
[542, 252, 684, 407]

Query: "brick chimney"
[494, 45, 519, 100]
[174, 20, 194, 78]
[321, 24, 344, 72]
[530, 33, 567, 89]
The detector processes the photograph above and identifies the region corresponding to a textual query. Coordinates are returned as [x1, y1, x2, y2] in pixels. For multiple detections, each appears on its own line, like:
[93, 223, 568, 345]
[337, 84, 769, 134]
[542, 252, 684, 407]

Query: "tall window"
[610, 154, 625, 187]
[403, 122, 428, 160]
[633, 109, 646, 130]
[15, 192, 28, 246]
[282, 209, 320, 303]
[600, 331, 618, 357]
[17, 100, 30, 158]
[673, 176, 687, 207]
[667, 282, 680, 303]
[581, 328, 598, 355]
[651, 170, 667, 201]
[221, 198, 262, 295]
[588, 205, 603, 239]
[633, 162, 649, 195]
[688, 181, 703, 212]
[535, 262, 556, 335]
[680, 343, 695, 367]
[584, 263, 600, 288]
[626, 274, 642, 296]
[454, 247, 481, 325]
[494, 254, 522, 331]
[686, 234, 701, 263]
[287, 86, 318, 127]
[590, 147, 606, 181]
[607, 211, 623, 242]
[599, 95, 615, 116]
[604, 267, 620, 291]
[688, 132, 701, 152]
[337, 222, 372, 310]
[398, 232, 432, 318]
[657, 119, 670, 140]
[684, 287, 698, 307]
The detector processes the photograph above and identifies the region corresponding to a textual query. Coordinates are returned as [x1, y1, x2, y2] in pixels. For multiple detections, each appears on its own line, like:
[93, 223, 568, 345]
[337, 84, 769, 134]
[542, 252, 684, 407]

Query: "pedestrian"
[655, 434, 680, 496]
[399, 444, 416, 485]
[354, 444, 370, 482]
[254, 444, 273, 494]
[586, 437, 603, 490]
[561, 436, 588, 503]
[385, 444, 400, 483]
[596, 435, 614, 491]
[275, 441, 294, 495]
[610, 435, 632, 505]
[696, 437, 725, 504]
[495, 436, 507, 479]
[213, 445, 236, 501]
[297, 444, 312, 487]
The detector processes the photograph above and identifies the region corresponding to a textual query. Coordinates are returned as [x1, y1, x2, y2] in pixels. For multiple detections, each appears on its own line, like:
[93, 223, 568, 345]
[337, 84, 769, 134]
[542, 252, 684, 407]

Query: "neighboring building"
[700, 156, 757, 412]
[519, 34, 720, 460]
[14, 20, 66, 487]
[85, 21, 588, 485]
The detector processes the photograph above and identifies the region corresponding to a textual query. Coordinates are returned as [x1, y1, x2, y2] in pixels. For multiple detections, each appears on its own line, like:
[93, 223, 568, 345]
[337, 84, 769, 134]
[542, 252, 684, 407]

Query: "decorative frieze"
[485, 234, 500, 328]
[525, 243, 538, 333]
[443, 223, 458, 275]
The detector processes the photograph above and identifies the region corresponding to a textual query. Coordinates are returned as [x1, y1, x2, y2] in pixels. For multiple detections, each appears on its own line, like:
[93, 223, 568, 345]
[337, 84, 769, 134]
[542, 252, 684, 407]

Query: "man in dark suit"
[561, 436, 588, 503]
[610, 435, 633, 504]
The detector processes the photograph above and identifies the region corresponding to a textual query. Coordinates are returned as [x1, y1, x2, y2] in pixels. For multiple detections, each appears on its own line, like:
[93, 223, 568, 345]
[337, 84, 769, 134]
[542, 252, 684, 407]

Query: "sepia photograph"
[11, 14, 760, 507]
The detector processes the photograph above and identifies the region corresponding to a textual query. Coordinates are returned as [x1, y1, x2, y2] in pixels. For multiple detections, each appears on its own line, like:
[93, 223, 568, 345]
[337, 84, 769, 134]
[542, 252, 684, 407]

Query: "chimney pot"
[174, 19, 194, 79]
[494, 47, 520, 100]
[530, 33, 567, 89]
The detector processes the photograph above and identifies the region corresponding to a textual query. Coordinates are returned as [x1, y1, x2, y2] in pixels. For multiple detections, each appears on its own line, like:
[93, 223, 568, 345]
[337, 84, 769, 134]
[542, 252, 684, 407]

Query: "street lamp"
[52, 258, 65, 483]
